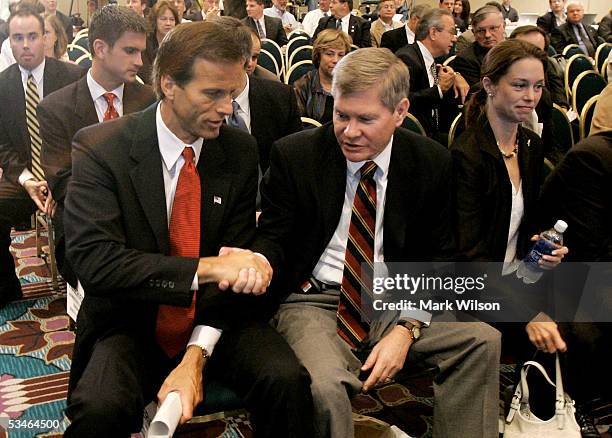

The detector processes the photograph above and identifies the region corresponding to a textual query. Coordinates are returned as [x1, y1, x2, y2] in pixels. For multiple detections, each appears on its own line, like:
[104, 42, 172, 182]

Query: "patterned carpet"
[1, 230, 609, 438]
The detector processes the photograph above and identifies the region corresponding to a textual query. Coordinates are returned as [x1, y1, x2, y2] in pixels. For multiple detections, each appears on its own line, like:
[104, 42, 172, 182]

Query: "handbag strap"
[506, 353, 569, 429]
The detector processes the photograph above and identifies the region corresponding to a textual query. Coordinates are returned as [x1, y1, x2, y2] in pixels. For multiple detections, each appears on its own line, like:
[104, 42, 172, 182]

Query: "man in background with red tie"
[250, 48, 501, 438]
[38, 6, 156, 287]
[0, 4, 83, 308]
[62, 20, 313, 438]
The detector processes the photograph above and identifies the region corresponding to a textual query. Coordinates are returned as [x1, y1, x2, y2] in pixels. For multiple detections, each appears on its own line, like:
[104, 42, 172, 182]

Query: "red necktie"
[155, 147, 201, 358]
[337, 161, 377, 348]
[102, 92, 119, 121]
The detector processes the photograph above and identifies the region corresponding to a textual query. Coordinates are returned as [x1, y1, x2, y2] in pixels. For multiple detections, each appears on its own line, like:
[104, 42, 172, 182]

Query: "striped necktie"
[429, 63, 440, 131]
[155, 147, 201, 358]
[337, 161, 377, 348]
[25, 74, 45, 181]
[256, 19, 266, 39]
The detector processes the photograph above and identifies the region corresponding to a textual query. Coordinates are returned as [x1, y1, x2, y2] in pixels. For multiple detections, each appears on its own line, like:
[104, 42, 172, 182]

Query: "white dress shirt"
[312, 139, 392, 285]
[17, 59, 45, 186]
[417, 41, 442, 98]
[302, 8, 330, 36]
[337, 13, 351, 34]
[502, 180, 523, 275]
[264, 5, 300, 30]
[155, 103, 223, 356]
[405, 24, 415, 44]
[86, 70, 125, 123]
[225, 74, 251, 133]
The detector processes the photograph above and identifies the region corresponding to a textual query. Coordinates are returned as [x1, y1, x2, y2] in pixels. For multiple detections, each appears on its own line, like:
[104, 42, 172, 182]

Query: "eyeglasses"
[474, 24, 502, 36]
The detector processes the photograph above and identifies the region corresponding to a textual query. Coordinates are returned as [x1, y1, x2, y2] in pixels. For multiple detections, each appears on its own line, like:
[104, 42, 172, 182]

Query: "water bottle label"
[524, 239, 557, 268]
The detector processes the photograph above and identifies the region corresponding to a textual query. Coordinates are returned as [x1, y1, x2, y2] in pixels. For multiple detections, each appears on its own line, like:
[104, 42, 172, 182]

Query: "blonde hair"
[331, 47, 409, 111]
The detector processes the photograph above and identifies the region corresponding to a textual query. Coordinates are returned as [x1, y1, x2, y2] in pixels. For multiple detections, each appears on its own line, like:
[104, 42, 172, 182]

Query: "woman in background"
[139, 0, 179, 84]
[453, 0, 470, 32]
[292, 29, 351, 124]
[44, 14, 69, 61]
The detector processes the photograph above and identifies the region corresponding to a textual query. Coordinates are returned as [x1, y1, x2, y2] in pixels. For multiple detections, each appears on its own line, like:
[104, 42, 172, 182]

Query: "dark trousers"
[64, 321, 314, 438]
[0, 196, 37, 299]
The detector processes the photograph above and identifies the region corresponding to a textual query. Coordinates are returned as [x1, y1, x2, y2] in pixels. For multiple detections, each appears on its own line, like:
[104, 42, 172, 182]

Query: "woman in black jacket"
[451, 39, 569, 351]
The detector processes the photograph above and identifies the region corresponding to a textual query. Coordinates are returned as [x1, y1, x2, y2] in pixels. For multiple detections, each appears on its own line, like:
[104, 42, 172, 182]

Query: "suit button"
[169, 281, 175, 289]
[162, 280, 168, 288]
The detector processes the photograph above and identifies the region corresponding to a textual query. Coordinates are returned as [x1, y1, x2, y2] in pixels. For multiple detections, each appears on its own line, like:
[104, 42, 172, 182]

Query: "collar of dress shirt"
[405, 24, 415, 43]
[233, 74, 250, 119]
[272, 5, 285, 16]
[86, 69, 125, 106]
[416, 40, 435, 72]
[340, 13, 350, 25]
[378, 18, 393, 31]
[19, 57, 45, 90]
[156, 102, 204, 172]
[345, 135, 393, 179]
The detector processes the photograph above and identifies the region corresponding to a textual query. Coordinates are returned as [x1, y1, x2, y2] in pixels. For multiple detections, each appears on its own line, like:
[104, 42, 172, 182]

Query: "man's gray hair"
[471, 5, 503, 28]
[415, 8, 452, 41]
[564, 0, 583, 9]
[410, 3, 432, 20]
[332, 48, 410, 112]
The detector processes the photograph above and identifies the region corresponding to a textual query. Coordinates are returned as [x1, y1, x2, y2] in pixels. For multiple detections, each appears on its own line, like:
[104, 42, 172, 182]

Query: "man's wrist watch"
[397, 320, 421, 341]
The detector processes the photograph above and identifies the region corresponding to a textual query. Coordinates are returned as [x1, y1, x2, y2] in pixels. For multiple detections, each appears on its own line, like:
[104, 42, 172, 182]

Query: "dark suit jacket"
[248, 76, 301, 172]
[251, 124, 454, 301]
[451, 41, 489, 87]
[38, 75, 156, 205]
[0, 58, 83, 198]
[314, 15, 372, 48]
[64, 104, 261, 395]
[56, 10, 74, 42]
[380, 25, 409, 53]
[501, 5, 518, 22]
[451, 120, 543, 262]
[37, 75, 156, 285]
[537, 11, 560, 35]
[598, 13, 612, 43]
[396, 43, 459, 135]
[551, 22, 603, 55]
[242, 15, 288, 47]
[539, 131, 612, 262]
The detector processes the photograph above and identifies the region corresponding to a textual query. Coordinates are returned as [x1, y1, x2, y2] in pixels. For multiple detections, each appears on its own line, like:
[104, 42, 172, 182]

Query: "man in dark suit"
[0, 6, 82, 307]
[452, 5, 505, 86]
[62, 20, 313, 438]
[380, 3, 430, 53]
[249, 48, 501, 438]
[551, 1, 603, 57]
[243, 0, 288, 46]
[228, 71, 301, 172]
[396, 9, 468, 139]
[536, 0, 566, 35]
[38, 6, 155, 287]
[314, 0, 371, 48]
[41, 0, 73, 41]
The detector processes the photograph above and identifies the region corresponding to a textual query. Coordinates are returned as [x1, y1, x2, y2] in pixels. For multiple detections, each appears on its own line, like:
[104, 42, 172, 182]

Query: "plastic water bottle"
[516, 220, 568, 284]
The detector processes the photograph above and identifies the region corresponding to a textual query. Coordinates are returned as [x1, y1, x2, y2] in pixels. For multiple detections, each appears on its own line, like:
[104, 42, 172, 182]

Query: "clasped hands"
[196, 246, 272, 295]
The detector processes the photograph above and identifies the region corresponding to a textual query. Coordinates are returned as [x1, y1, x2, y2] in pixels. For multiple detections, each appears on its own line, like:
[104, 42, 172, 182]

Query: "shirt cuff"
[18, 168, 36, 186]
[437, 85, 443, 99]
[187, 325, 223, 356]
[191, 273, 198, 290]
[399, 309, 431, 326]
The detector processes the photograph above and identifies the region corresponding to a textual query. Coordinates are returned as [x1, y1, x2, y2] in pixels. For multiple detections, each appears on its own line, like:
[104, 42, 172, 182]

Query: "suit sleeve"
[64, 130, 197, 306]
[0, 112, 27, 185]
[285, 86, 303, 135]
[276, 21, 289, 46]
[536, 14, 550, 33]
[452, 53, 481, 88]
[358, 20, 372, 48]
[313, 16, 327, 42]
[545, 58, 568, 108]
[451, 145, 490, 261]
[599, 17, 612, 42]
[550, 27, 566, 54]
[38, 99, 73, 203]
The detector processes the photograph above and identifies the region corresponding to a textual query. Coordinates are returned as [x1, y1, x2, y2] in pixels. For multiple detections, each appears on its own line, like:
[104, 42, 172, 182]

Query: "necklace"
[497, 140, 518, 160]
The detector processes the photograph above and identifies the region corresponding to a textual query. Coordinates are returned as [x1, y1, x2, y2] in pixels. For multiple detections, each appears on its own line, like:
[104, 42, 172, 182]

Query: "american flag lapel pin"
[214, 196, 222, 205]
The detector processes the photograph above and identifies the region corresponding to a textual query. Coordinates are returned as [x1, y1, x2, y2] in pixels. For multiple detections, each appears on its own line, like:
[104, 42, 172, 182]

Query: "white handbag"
[503, 353, 581, 438]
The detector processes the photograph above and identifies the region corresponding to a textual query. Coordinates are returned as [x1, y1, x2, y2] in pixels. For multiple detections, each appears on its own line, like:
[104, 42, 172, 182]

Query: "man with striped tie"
[251, 48, 502, 438]
[0, 4, 82, 308]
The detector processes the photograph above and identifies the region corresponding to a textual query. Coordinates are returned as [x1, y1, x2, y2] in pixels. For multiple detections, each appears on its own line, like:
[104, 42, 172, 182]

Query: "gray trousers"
[272, 293, 501, 438]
